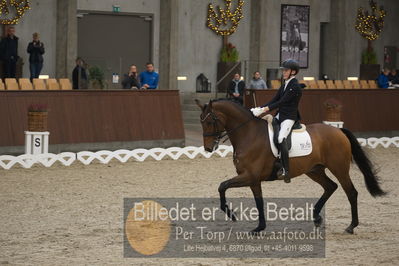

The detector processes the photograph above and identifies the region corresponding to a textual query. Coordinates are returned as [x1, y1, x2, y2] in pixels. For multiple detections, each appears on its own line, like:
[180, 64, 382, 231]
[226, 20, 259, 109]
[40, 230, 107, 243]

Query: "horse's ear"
[194, 99, 204, 111]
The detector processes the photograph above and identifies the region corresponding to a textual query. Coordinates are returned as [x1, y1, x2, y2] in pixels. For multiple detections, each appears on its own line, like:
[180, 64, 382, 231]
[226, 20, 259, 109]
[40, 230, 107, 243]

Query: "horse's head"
[195, 99, 226, 152]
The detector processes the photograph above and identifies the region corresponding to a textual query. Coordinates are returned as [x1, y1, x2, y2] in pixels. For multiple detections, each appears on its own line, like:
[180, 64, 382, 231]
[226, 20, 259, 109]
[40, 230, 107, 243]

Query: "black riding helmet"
[280, 59, 300, 75]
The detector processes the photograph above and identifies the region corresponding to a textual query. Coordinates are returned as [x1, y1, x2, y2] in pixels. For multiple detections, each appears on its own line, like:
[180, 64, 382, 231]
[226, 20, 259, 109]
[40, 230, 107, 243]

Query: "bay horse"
[195, 99, 385, 234]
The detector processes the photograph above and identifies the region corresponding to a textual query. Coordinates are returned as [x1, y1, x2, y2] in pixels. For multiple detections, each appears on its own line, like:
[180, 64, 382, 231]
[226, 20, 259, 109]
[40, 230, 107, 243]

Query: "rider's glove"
[250, 107, 266, 117]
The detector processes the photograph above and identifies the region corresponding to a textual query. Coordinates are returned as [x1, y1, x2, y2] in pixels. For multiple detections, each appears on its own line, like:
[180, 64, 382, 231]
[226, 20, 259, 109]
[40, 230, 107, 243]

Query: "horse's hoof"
[229, 212, 237, 222]
[250, 226, 266, 235]
[344, 227, 354, 234]
[314, 216, 323, 227]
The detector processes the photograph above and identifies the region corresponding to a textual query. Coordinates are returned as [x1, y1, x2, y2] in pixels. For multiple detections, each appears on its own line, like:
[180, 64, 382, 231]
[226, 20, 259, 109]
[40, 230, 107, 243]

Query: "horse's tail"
[340, 128, 386, 197]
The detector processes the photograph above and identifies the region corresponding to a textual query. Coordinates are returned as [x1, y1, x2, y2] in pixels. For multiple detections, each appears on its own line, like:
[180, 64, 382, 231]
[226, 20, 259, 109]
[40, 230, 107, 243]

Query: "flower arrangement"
[28, 104, 48, 112]
[323, 98, 342, 109]
[220, 42, 239, 63]
[28, 104, 48, 131]
[323, 98, 342, 122]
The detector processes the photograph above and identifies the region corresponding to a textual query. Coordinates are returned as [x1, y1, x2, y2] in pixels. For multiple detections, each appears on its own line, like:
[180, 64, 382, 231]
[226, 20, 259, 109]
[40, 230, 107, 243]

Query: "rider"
[251, 59, 303, 183]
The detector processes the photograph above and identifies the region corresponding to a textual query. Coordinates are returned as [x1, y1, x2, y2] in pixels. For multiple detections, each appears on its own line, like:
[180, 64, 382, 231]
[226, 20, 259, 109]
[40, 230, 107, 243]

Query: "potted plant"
[359, 45, 381, 80]
[323, 98, 343, 122]
[28, 104, 48, 132]
[355, 1, 385, 80]
[217, 42, 241, 93]
[88, 65, 105, 90]
[220, 42, 239, 63]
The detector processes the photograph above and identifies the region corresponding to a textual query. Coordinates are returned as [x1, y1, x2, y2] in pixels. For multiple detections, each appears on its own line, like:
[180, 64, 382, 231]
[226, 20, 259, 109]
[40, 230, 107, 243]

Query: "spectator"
[27, 32, 45, 81]
[0, 26, 19, 78]
[377, 68, 390, 89]
[72, 57, 88, 90]
[388, 69, 399, 85]
[139, 62, 159, 89]
[228, 73, 245, 105]
[122, 65, 140, 89]
[249, 71, 268, 89]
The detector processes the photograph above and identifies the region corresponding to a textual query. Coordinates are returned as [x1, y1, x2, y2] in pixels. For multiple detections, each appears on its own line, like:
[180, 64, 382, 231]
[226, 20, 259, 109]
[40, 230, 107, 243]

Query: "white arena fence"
[0, 137, 399, 170]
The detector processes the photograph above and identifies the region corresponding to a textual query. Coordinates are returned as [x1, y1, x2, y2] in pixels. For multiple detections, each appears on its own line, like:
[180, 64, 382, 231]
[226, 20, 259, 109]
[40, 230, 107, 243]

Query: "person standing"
[228, 73, 245, 105]
[139, 62, 159, 89]
[27, 33, 45, 81]
[249, 71, 268, 89]
[72, 57, 88, 90]
[122, 65, 140, 89]
[0, 26, 19, 78]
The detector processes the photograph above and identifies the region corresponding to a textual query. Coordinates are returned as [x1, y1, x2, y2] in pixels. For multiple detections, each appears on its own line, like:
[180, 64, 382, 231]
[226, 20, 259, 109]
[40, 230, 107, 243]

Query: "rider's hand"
[251, 107, 268, 117]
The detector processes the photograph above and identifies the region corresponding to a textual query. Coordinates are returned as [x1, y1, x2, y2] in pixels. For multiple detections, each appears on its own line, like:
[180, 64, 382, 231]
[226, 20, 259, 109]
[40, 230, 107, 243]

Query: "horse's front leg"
[250, 183, 266, 233]
[218, 173, 253, 222]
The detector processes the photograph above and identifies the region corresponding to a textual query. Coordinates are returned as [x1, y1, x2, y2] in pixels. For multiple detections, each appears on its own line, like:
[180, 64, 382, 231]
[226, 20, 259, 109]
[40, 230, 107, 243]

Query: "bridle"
[200, 108, 253, 146]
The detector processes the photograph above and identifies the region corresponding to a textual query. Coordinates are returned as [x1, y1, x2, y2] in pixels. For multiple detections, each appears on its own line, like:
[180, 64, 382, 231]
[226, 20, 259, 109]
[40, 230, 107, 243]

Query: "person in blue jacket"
[377, 68, 390, 89]
[139, 62, 159, 89]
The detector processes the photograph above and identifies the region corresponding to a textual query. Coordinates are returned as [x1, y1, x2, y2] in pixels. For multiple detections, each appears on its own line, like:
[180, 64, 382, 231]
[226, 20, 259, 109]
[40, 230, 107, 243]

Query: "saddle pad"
[267, 121, 313, 158]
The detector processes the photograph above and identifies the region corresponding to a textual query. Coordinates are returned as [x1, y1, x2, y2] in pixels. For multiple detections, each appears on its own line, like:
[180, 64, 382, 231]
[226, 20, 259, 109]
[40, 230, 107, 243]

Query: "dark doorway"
[78, 12, 152, 88]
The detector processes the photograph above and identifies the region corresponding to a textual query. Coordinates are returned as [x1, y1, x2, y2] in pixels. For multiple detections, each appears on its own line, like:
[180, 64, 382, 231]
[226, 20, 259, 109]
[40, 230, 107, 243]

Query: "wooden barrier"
[0, 90, 185, 148]
[245, 89, 399, 132]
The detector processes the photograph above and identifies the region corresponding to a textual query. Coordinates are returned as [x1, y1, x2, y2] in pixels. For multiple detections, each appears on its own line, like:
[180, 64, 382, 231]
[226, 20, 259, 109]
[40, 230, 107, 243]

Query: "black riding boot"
[278, 138, 290, 183]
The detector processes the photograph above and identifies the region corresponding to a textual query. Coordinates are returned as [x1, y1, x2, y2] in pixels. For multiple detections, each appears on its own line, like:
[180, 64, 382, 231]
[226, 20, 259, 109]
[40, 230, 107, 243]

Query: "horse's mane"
[209, 98, 263, 121]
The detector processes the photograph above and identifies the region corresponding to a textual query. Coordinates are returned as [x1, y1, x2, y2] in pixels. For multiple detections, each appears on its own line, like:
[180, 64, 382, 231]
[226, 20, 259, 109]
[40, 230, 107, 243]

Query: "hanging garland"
[355, 0, 386, 41]
[207, 0, 244, 36]
[0, 0, 30, 25]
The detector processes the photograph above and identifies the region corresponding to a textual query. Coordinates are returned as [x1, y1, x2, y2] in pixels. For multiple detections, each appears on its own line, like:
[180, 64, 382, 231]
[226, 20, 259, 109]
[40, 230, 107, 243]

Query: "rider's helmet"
[280, 59, 300, 75]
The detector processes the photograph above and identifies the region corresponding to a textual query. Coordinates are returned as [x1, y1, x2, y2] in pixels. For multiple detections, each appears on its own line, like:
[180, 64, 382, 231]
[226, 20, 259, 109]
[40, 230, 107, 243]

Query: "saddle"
[263, 114, 312, 158]
[271, 117, 304, 151]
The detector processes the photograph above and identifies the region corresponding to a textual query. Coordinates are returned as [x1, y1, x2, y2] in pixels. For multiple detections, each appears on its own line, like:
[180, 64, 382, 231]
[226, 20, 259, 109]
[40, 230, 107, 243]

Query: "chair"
[308, 80, 318, 89]
[33, 78, 47, 90]
[5, 78, 19, 90]
[19, 78, 33, 90]
[343, 80, 353, 89]
[0, 80, 5, 90]
[271, 80, 281, 89]
[334, 80, 344, 89]
[351, 80, 361, 89]
[317, 80, 327, 89]
[46, 79, 60, 90]
[326, 80, 336, 89]
[59, 79, 72, 90]
[368, 80, 378, 89]
[360, 80, 370, 89]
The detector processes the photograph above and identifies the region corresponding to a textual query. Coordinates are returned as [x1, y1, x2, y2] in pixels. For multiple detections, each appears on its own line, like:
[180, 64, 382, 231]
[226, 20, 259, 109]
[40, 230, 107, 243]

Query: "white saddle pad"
[266, 118, 313, 158]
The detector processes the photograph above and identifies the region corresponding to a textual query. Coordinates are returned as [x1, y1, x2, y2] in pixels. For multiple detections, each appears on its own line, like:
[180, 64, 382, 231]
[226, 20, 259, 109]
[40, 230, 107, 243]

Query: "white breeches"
[278, 119, 295, 143]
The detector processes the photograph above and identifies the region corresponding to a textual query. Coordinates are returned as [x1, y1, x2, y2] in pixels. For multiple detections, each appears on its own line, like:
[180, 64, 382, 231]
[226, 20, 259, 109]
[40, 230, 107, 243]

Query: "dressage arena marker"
[25, 131, 50, 155]
[0, 138, 399, 170]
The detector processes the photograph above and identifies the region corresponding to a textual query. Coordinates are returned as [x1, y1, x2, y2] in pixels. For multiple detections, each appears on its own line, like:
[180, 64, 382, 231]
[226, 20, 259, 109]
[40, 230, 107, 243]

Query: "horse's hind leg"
[218, 174, 253, 221]
[306, 165, 338, 227]
[328, 165, 359, 234]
